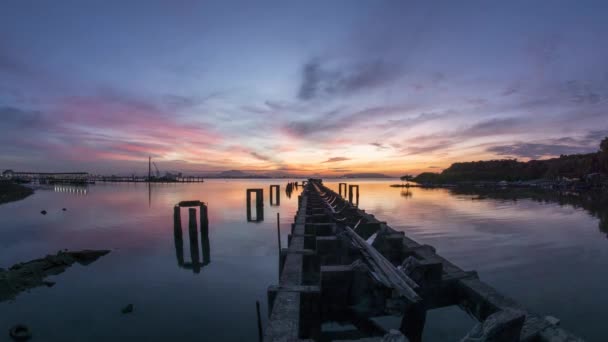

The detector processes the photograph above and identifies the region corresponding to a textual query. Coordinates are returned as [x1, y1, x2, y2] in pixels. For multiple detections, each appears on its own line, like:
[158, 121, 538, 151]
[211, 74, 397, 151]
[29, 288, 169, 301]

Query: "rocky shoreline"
[0, 182, 34, 205]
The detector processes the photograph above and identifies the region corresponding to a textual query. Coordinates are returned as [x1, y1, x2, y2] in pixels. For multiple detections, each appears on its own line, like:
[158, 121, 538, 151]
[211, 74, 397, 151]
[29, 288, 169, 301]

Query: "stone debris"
[545, 316, 561, 326]
[9, 324, 32, 341]
[121, 304, 134, 314]
[0, 250, 110, 302]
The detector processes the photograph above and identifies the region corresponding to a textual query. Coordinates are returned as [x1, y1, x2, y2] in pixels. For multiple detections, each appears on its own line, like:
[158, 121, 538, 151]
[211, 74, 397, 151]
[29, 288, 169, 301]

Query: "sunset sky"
[1, 1, 607, 176]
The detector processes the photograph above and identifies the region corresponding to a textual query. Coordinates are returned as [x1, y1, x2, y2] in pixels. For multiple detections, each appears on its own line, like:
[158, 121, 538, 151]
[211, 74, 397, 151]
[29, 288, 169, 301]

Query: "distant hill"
[341, 173, 391, 179]
[203, 170, 392, 179]
[414, 137, 608, 184]
[208, 170, 298, 178]
[216, 170, 250, 178]
[206, 170, 268, 178]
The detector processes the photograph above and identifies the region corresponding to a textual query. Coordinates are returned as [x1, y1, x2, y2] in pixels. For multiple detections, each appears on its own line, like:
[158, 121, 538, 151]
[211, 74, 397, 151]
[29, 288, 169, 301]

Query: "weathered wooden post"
[348, 184, 359, 205]
[256, 300, 263, 342]
[188, 208, 201, 273]
[269, 185, 280, 206]
[246, 189, 253, 221]
[339, 183, 347, 197]
[173, 206, 184, 266]
[199, 202, 210, 266]
[256, 189, 264, 221]
[201, 230, 211, 266]
[199, 203, 208, 237]
[276, 213, 282, 251]
[247, 189, 264, 222]
[277, 212, 281, 281]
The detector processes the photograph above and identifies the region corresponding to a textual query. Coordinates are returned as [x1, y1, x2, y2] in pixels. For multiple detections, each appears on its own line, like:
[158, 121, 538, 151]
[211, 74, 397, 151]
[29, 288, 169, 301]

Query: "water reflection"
[400, 189, 413, 198]
[53, 185, 88, 195]
[286, 182, 294, 199]
[339, 183, 347, 197]
[173, 203, 210, 273]
[246, 188, 264, 222]
[448, 187, 608, 237]
[3, 180, 607, 341]
[348, 184, 360, 206]
[269, 185, 280, 206]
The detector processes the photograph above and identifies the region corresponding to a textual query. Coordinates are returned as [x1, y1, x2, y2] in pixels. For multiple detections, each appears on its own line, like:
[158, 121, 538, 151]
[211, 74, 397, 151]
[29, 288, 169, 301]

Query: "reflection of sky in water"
[0, 180, 606, 341]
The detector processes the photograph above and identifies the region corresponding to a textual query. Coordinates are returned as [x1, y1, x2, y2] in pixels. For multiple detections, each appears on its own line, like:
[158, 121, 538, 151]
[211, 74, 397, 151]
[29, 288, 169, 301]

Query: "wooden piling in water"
[188, 208, 200, 273]
[199, 203, 208, 237]
[339, 182, 347, 197]
[270, 185, 280, 206]
[276, 213, 282, 251]
[246, 189, 264, 222]
[348, 184, 360, 205]
[256, 300, 263, 342]
[173, 206, 184, 266]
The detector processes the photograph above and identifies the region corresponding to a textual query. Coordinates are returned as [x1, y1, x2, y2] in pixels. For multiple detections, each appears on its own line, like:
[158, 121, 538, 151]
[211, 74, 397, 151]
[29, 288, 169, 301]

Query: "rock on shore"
[0, 250, 110, 302]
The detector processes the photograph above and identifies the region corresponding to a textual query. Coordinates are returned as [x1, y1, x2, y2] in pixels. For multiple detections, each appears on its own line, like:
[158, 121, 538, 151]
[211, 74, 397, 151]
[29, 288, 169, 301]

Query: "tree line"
[411, 137, 608, 184]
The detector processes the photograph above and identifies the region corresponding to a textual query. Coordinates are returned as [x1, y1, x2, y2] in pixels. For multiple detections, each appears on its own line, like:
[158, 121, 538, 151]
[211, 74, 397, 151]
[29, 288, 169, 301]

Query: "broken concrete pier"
[263, 179, 583, 342]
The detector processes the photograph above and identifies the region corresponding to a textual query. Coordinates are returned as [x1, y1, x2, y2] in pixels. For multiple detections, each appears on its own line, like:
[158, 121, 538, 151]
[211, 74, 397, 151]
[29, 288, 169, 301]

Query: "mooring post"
[188, 208, 201, 273]
[339, 183, 347, 197]
[174, 205, 181, 228]
[256, 300, 263, 342]
[277, 212, 282, 282]
[256, 189, 264, 221]
[199, 203, 210, 266]
[173, 205, 184, 266]
[246, 190, 253, 221]
[199, 203, 208, 237]
[247, 189, 264, 222]
[269, 185, 280, 206]
[202, 230, 211, 266]
[276, 212, 282, 251]
[348, 185, 359, 205]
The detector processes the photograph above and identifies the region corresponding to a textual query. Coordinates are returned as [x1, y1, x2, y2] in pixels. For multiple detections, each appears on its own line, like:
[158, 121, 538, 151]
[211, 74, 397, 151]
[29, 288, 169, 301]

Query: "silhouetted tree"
[600, 137, 608, 173]
[400, 175, 414, 185]
[412, 137, 608, 183]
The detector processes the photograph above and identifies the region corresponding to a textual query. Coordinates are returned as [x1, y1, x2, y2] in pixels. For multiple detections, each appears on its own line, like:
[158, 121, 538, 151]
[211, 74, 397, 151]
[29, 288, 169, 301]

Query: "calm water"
[1, 180, 607, 341]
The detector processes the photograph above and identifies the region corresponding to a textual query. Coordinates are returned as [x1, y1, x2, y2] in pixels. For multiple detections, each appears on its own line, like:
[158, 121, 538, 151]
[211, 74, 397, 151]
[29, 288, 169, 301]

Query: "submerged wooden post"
[188, 208, 201, 273]
[256, 300, 263, 342]
[174, 205, 181, 228]
[339, 183, 347, 197]
[199, 203, 211, 266]
[173, 206, 184, 266]
[199, 203, 208, 237]
[257, 189, 264, 221]
[247, 189, 264, 222]
[348, 184, 359, 204]
[269, 185, 280, 206]
[276, 213, 282, 251]
[247, 190, 253, 221]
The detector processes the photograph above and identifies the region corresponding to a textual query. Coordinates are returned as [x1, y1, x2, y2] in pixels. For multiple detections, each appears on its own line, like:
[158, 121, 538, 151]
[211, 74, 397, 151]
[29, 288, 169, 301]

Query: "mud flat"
[0, 250, 110, 302]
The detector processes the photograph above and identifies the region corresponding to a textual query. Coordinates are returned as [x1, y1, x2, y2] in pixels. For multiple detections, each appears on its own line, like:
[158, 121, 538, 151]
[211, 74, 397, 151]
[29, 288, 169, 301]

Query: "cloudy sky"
[1, 1, 607, 176]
